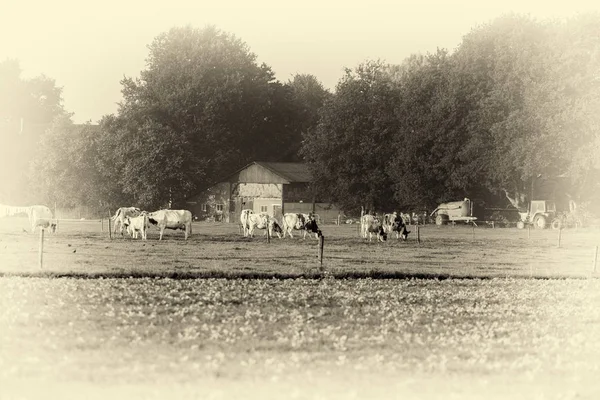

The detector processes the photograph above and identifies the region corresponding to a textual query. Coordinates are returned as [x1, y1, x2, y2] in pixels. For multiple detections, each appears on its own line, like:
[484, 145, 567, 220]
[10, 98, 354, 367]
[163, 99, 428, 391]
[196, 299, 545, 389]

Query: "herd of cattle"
[1, 204, 411, 242]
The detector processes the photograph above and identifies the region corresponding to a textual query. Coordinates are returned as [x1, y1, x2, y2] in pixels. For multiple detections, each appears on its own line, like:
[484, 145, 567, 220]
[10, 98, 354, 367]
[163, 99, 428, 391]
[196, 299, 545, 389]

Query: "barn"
[186, 162, 342, 224]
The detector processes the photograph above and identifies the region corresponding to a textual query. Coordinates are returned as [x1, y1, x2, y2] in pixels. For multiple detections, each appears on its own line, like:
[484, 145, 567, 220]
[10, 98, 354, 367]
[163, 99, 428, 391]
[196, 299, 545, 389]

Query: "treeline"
[303, 14, 600, 213]
[2, 14, 599, 214]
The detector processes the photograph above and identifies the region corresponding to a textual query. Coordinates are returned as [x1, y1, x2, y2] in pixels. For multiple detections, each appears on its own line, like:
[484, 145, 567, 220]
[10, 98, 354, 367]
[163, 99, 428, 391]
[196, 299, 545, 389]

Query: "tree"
[107, 25, 302, 209]
[30, 115, 127, 212]
[283, 74, 331, 161]
[301, 61, 400, 213]
[385, 50, 471, 209]
[450, 14, 600, 210]
[0, 59, 65, 204]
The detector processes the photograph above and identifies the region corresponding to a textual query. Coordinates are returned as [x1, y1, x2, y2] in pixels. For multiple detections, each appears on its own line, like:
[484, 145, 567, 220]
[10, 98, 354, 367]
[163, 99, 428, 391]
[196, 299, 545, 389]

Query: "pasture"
[1, 218, 600, 399]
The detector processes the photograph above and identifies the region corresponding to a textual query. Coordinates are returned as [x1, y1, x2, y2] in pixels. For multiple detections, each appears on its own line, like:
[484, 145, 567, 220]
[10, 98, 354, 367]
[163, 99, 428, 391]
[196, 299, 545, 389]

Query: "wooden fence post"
[417, 225, 421, 244]
[108, 211, 112, 240]
[318, 234, 324, 268]
[472, 224, 475, 240]
[39, 228, 44, 269]
[359, 206, 364, 238]
[266, 215, 270, 244]
[101, 218, 104, 232]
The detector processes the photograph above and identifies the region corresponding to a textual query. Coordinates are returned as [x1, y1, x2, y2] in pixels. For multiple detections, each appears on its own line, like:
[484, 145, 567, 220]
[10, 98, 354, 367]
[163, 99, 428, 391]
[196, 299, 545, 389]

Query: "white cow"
[240, 209, 254, 237]
[147, 209, 192, 240]
[27, 205, 57, 234]
[112, 207, 142, 236]
[125, 213, 149, 240]
[246, 213, 283, 239]
[282, 213, 320, 239]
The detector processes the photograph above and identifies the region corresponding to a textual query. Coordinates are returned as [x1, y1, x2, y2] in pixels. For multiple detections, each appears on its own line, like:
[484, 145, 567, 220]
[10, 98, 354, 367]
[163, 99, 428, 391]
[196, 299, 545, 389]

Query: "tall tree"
[301, 60, 400, 213]
[0, 59, 65, 203]
[107, 25, 300, 209]
[284, 74, 331, 161]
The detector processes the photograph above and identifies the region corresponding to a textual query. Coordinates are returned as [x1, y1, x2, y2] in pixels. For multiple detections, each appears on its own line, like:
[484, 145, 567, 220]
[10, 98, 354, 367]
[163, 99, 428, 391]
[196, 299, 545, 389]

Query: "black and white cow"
[361, 214, 387, 242]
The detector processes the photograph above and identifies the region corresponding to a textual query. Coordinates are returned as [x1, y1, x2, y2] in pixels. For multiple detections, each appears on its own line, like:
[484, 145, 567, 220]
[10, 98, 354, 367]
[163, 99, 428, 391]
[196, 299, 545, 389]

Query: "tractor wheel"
[533, 215, 547, 229]
[551, 219, 562, 230]
[516, 221, 525, 229]
[435, 215, 447, 226]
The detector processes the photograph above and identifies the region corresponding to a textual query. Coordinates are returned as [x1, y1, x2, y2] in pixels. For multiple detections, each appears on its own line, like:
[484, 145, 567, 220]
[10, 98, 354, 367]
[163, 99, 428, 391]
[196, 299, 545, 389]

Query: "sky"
[1, 0, 599, 123]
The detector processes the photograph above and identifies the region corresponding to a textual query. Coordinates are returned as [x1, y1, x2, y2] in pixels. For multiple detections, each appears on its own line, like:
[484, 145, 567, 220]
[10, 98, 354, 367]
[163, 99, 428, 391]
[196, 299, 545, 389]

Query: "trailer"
[430, 198, 478, 226]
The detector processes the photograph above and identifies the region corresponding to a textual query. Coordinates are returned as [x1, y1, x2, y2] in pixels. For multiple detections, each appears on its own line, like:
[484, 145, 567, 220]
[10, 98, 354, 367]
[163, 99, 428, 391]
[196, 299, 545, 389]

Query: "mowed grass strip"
[1, 277, 599, 400]
[1, 218, 599, 279]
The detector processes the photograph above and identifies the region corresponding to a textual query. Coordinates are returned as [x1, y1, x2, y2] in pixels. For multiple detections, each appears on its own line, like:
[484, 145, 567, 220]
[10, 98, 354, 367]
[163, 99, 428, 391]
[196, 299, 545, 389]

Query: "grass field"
[1, 218, 599, 278]
[1, 218, 600, 399]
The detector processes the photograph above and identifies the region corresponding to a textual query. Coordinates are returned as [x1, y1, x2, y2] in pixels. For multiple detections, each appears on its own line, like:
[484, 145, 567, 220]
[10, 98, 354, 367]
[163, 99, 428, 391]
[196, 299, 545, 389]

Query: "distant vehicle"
[430, 198, 478, 226]
[515, 200, 557, 229]
[516, 200, 582, 229]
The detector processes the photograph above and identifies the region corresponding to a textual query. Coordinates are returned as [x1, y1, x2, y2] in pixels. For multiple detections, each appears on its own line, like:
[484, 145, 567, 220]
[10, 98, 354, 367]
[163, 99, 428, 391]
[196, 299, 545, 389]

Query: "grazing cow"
[112, 207, 141, 236]
[125, 213, 149, 240]
[246, 213, 283, 239]
[391, 217, 411, 240]
[383, 212, 398, 234]
[383, 212, 411, 240]
[240, 209, 254, 237]
[361, 214, 387, 242]
[147, 209, 192, 240]
[282, 213, 321, 239]
[26, 205, 57, 234]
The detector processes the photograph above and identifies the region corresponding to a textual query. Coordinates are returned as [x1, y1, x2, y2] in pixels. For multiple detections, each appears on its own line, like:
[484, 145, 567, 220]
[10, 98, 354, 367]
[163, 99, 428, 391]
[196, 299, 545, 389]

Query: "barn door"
[273, 205, 283, 222]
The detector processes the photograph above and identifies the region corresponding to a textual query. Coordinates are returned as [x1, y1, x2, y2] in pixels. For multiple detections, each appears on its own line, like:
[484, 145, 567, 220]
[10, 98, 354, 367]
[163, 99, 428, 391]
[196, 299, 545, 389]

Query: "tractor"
[516, 200, 558, 229]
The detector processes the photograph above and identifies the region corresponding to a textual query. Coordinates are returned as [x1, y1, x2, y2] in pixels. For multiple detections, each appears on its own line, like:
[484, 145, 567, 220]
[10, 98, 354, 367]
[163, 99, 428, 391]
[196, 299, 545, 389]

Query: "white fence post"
[38, 228, 44, 269]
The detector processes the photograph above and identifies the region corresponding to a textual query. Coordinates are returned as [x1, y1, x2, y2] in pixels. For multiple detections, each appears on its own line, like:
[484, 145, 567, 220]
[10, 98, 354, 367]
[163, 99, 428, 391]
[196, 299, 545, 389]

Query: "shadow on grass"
[0, 269, 584, 280]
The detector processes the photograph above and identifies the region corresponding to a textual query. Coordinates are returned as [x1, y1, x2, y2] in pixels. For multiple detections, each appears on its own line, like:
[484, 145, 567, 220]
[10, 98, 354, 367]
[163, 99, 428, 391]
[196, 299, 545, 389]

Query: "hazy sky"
[1, 0, 598, 123]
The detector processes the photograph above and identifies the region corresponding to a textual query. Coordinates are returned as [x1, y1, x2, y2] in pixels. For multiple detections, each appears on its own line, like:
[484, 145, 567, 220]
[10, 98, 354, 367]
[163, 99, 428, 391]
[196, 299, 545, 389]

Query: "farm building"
[186, 162, 342, 224]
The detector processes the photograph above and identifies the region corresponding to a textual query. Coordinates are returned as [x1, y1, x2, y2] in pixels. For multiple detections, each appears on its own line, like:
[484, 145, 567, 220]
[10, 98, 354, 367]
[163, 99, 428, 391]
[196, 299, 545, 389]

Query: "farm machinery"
[516, 200, 583, 229]
[430, 198, 478, 226]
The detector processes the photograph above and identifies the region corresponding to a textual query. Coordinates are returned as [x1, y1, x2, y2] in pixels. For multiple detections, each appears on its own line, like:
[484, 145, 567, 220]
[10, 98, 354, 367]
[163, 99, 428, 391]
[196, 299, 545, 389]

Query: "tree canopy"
[303, 13, 600, 212]
[0, 59, 65, 204]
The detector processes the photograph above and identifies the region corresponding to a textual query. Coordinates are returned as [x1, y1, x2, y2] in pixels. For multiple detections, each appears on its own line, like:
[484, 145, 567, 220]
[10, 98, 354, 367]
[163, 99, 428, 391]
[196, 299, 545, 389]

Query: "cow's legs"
[159, 228, 164, 240]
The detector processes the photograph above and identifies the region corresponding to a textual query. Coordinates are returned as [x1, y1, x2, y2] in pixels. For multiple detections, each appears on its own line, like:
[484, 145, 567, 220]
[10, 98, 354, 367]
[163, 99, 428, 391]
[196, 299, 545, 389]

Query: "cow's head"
[295, 214, 306, 229]
[400, 227, 410, 241]
[306, 219, 319, 233]
[270, 220, 283, 239]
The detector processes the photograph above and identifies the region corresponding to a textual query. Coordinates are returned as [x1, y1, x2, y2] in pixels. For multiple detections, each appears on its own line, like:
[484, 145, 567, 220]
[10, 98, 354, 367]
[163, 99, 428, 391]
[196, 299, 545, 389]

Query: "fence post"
[101, 218, 104, 232]
[472, 224, 475, 240]
[108, 211, 112, 240]
[318, 234, 324, 268]
[359, 206, 364, 238]
[593, 246, 598, 274]
[557, 227, 562, 248]
[417, 225, 421, 244]
[39, 228, 44, 269]
[266, 215, 270, 244]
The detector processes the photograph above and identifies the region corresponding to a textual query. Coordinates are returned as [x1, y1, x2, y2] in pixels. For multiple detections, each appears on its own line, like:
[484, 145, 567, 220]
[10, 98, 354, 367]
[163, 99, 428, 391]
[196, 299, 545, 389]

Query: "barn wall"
[283, 202, 342, 224]
[232, 164, 288, 184]
[235, 183, 282, 198]
[282, 182, 313, 202]
[186, 182, 231, 222]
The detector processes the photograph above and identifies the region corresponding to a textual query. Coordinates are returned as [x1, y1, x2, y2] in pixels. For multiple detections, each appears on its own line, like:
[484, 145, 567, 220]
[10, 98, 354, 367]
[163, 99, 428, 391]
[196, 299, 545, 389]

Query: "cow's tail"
[111, 208, 122, 221]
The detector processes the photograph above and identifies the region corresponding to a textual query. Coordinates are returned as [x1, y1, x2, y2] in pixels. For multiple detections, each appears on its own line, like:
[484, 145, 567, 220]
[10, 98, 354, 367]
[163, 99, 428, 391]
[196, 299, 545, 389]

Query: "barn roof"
[254, 162, 312, 183]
